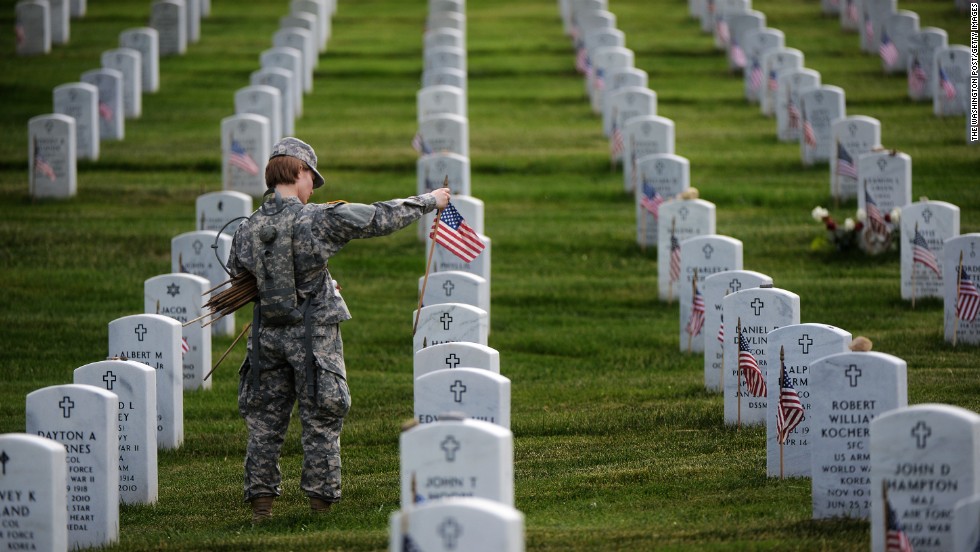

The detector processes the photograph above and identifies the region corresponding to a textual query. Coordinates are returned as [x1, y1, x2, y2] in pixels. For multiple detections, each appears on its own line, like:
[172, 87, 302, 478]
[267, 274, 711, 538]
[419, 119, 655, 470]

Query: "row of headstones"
[391, 3, 526, 550]
[0, 188, 267, 550]
[563, 0, 980, 546]
[220, 0, 335, 198]
[25, 0, 211, 199]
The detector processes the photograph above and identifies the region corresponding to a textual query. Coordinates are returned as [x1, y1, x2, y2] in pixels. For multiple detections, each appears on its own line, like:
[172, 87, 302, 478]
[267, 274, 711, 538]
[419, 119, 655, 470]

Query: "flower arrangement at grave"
[810, 205, 901, 255]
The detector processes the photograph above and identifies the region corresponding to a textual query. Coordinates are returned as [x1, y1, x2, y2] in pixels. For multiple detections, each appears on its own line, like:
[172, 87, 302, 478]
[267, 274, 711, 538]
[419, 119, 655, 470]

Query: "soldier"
[227, 137, 450, 523]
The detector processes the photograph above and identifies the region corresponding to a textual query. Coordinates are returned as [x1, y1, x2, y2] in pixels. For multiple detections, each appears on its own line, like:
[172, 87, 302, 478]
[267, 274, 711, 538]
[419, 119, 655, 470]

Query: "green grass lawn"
[0, 0, 977, 550]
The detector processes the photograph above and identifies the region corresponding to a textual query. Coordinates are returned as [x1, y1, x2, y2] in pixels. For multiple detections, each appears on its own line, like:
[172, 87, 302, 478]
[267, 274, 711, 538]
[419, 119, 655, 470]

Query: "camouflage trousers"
[238, 323, 350, 503]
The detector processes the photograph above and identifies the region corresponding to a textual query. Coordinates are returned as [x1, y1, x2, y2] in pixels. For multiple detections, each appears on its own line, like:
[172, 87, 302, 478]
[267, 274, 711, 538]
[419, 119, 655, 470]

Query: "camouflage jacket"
[228, 193, 437, 326]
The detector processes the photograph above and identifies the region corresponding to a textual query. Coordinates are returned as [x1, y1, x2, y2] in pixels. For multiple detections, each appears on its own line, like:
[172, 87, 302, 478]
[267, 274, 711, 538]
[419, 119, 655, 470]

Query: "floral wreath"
[811, 204, 901, 255]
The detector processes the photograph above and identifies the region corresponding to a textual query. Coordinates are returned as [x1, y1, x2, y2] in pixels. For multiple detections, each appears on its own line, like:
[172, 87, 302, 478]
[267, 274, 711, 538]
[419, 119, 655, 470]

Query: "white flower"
[844, 218, 855, 231]
[856, 208, 867, 222]
[811, 206, 829, 221]
[889, 207, 901, 223]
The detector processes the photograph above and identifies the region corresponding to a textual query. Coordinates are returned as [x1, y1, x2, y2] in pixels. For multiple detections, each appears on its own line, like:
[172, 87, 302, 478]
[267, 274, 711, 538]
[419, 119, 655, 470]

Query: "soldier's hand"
[431, 188, 451, 210]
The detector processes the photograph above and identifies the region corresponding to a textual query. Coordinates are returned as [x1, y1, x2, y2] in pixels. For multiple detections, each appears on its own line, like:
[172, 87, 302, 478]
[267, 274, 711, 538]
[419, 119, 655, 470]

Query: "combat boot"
[309, 497, 333, 513]
[250, 496, 275, 524]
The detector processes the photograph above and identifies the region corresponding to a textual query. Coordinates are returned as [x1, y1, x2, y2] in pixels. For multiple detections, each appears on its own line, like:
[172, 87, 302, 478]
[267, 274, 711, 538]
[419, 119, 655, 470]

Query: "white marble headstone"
[838, 0, 860, 31]
[622, 115, 675, 194]
[272, 28, 315, 93]
[415, 368, 511, 429]
[870, 404, 980, 551]
[74, 360, 158, 504]
[726, 11, 766, 72]
[53, 82, 99, 161]
[722, 287, 800, 425]
[907, 28, 948, 102]
[602, 67, 647, 125]
[933, 46, 970, 117]
[424, 46, 467, 75]
[943, 234, 980, 345]
[108, 314, 183, 449]
[291, 0, 328, 52]
[150, 0, 187, 57]
[389, 497, 524, 552]
[25, 384, 119, 549]
[417, 152, 471, 200]
[235, 85, 282, 149]
[765, 324, 851, 478]
[679, 235, 742, 352]
[422, 67, 467, 91]
[184, 0, 200, 44]
[101, 48, 142, 120]
[638, 155, 692, 249]
[900, 200, 959, 303]
[880, 11, 919, 74]
[857, 150, 910, 253]
[829, 116, 881, 202]
[171, 230, 233, 336]
[80, 68, 124, 142]
[144, 273, 212, 390]
[809, 351, 908, 519]
[703, 270, 772, 392]
[221, 113, 270, 199]
[418, 85, 466, 121]
[196, 190, 252, 235]
[48, 0, 69, 45]
[604, 87, 656, 144]
[0, 433, 67, 552]
[15, 1, 51, 56]
[418, 114, 469, 158]
[952, 495, 980, 552]
[419, 271, 489, 326]
[860, 0, 896, 54]
[250, 67, 296, 137]
[424, 27, 464, 52]
[776, 68, 821, 142]
[414, 342, 500, 380]
[400, 417, 513, 508]
[413, 304, 488, 353]
[656, 198, 715, 299]
[119, 27, 160, 93]
[589, 45, 633, 114]
[429, 233, 490, 285]
[759, 47, 803, 117]
[799, 85, 846, 166]
[280, 13, 319, 59]
[28, 114, 76, 199]
[260, 47, 304, 109]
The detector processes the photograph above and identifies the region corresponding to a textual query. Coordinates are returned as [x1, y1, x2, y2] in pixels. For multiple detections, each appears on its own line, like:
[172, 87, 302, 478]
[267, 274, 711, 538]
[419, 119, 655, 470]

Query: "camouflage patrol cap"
[270, 137, 325, 189]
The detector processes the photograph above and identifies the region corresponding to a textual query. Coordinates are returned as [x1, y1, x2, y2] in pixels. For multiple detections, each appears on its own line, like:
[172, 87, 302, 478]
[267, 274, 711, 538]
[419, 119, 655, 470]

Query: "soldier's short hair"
[266, 155, 307, 188]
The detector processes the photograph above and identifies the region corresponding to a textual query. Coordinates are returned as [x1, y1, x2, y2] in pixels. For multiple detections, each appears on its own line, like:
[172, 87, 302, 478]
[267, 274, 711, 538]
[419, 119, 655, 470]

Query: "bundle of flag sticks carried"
[192, 272, 258, 328]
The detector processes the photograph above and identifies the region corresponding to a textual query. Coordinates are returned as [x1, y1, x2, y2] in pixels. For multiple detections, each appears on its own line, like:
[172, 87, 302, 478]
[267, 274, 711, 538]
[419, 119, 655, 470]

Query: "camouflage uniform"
[228, 193, 437, 503]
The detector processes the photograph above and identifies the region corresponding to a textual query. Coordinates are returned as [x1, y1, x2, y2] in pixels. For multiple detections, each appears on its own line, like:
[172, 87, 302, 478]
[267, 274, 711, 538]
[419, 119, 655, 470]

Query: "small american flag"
[33, 142, 57, 182]
[885, 496, 914, 552]
[686, 285, 705, 338]
[776, 356, 804, 444]
[411, 132, 432, 155]
[717, 315, 725, 343]
[593, 67, 605, 91]
[181, 337, 190, 356]
[803, 118, 817, 148]
[640, 181, 664, 219]
[912, 229, 940, 277]
[432, 203, 485, 263]
[15, 24, 25, 46]
[749, 60, 764, 91]
[229, 138, 260, 175]
[738, 330, 767, 397]
[879, 31, 899, 67]
[846, 0, 859, 22]
[669, 230, 681, 284]
[99, 101, 114, 122]
[908, 58, 927, 95]
[768, 70, 779, 92]
[939, 67, 957, 100]
[865, 190, 889, 238]
[836, 142, 858, 178]
[957, 267, 980, 322]
[575, 48, 589, 74]
[729, 38, 746, 68]
[610, 123, 624, 160]
[716, 20, 730, 46]
[787, 92, 800, 130]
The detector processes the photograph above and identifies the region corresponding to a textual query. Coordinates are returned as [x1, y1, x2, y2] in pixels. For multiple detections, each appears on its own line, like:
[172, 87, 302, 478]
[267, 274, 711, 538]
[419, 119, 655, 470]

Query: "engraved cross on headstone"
[798, 334, 813, 354]
[911, 421, 932, 449]
[135, 323, 148, 341]
[445, 353, 460, 369]
[439, 517, 463, 550]
[845, 364, 862, 387]
[59, 396, 75, 418]
[750, 298, 764, 316]
[440, 435, 461, 462]
[921, 207, 933, 223]
[0, 451, 8, 475]
[450, 380, 467, 402]
[729, 278, 742, 292]
[440, 313, 453, 331]
[702, 244, 714, 259]
[443, 280, 455, 297]
[103, 371, 117, 390]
